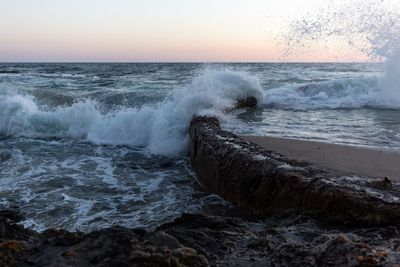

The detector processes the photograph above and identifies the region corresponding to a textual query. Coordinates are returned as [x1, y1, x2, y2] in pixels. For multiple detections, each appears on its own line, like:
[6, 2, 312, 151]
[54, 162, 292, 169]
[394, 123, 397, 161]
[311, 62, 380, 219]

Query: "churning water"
[1, 62, 399, 232]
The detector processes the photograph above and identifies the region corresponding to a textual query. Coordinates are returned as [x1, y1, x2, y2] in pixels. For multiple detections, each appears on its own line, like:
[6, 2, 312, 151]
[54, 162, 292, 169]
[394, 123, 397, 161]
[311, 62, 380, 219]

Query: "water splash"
[283, 0, 400, 58]
[281, 0, 400, 106]
[0, 69, 262, 155]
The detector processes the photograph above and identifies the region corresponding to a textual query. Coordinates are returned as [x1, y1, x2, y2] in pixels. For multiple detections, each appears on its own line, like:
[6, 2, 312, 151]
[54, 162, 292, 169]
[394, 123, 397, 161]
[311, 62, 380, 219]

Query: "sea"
[0, 62, 399, 232]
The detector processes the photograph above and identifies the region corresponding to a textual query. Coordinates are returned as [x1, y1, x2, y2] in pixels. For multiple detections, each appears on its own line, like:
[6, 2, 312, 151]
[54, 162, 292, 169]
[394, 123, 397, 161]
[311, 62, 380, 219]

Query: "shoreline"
[241, 135, 400, 180]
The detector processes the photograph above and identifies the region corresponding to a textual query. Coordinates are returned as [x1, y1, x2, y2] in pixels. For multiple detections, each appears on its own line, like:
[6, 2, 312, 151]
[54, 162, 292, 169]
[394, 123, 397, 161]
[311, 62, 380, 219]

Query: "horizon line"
[0, 60, 381, 64]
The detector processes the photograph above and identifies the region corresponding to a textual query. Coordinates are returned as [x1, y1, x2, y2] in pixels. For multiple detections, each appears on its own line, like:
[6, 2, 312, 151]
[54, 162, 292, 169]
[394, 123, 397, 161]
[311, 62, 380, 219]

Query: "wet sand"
[241, 135, 400, 180]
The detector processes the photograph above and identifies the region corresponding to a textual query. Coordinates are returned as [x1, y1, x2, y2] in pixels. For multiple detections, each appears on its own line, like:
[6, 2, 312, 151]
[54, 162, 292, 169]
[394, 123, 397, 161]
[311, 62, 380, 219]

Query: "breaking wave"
[0, 69, 262, 155]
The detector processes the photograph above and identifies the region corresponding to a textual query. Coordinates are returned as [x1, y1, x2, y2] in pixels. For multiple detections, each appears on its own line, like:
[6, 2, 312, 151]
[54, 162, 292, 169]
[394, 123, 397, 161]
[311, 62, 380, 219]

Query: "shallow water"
[227, 108, 400, 151]
[0, 63, 399, 231]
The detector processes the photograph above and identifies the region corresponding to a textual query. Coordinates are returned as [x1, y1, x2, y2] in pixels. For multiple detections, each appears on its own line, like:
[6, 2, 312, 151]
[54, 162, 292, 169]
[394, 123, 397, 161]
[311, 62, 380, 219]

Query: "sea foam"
[0, 69, 263, 155]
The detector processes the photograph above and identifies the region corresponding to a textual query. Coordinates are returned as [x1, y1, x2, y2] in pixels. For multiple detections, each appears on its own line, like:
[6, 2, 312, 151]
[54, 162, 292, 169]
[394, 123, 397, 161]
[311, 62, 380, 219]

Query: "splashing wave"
[0, 69, 263, 155]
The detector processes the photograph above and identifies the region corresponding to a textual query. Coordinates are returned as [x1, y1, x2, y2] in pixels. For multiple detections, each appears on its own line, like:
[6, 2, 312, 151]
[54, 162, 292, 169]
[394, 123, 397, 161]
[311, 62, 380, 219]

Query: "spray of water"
[282, 0, 400, 106]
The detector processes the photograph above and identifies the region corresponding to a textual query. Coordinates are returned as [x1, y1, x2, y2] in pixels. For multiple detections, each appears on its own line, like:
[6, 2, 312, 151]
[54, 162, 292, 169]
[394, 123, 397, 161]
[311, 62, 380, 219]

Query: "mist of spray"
[282, 0, 400, 106]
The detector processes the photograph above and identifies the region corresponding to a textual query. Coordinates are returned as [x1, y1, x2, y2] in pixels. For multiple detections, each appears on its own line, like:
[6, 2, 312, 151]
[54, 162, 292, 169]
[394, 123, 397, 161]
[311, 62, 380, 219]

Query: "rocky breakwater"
[189, 115, 400, 226]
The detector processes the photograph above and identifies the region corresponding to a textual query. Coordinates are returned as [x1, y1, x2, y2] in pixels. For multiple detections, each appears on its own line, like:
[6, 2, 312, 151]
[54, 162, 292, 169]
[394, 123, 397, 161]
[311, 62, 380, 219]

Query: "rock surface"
[189, 116, 400, 226]
[0, 210, 209, 267]
[2, 209, 400, 266]
[234, 96, 258, 110]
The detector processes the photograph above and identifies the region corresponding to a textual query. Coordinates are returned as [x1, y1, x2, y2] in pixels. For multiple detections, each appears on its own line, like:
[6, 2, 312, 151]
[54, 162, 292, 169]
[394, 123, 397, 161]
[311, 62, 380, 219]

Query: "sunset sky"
[0, 0, 392, 62]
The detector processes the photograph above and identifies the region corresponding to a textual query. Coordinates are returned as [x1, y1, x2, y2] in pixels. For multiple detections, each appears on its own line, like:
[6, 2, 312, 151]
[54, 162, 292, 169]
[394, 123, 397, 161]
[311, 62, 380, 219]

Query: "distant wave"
[0, 69, 263, 155]
[262, 77, 400, 110]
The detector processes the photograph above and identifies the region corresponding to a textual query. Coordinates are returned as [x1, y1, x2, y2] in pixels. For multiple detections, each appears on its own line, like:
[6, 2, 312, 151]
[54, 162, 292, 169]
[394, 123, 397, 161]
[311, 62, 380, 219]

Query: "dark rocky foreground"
[3, 209, 400, 266]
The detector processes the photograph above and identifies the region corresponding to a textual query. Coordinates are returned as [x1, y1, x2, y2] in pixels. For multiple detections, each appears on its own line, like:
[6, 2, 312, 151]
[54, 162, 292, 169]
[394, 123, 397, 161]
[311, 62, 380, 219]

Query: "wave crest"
[0, 69, 263, 155]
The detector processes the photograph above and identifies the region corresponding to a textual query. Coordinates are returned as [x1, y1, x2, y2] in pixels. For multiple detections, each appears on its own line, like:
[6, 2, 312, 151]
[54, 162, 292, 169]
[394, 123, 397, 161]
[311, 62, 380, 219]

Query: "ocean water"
[0, 62, 399, 231]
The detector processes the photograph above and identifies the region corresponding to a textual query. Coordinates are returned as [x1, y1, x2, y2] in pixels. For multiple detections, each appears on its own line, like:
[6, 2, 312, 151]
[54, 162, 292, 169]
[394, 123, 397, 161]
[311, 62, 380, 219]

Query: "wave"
[0, 69, 263, 155]
[262, 77, 400, 110]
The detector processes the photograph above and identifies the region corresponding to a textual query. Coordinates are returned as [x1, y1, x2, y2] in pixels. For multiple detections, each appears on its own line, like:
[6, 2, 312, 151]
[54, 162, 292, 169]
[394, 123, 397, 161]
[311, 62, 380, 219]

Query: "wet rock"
[170, 247, 209, 267]
[235, 96, 258, 109]
[370, 177, 393, 190]
[157, 213, 253, 262]
[0, 210, 35, 241]
[224, 97, 258, 113]
[0, 211, 209, 267]
[0, 210, 23, 224]
[2, 210, 400, 266]
[41, 228, 83, 246]
[189, 116, 400, 226]
[147, 231, 182, 249]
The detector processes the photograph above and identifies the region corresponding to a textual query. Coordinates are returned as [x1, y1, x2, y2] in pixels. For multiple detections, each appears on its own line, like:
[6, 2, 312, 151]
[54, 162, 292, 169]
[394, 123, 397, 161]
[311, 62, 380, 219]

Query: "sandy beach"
[241, 135, 400, 180]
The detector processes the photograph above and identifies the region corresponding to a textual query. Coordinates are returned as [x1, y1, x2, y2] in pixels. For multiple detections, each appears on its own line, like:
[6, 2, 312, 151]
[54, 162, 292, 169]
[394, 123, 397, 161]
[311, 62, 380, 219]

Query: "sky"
[0, 0, 387, 62]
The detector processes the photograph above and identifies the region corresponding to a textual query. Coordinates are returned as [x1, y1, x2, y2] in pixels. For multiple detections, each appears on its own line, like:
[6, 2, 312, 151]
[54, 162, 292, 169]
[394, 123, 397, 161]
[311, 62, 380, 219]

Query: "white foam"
[0, 69, 263, 156]
[223, 141, 243, 150]
[92, 157, 118, 187]
[136, 171, 166, 195]
[21, 218, 46, 232]
[252, 154, 269, 161]
[277, 163, 304, 171]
